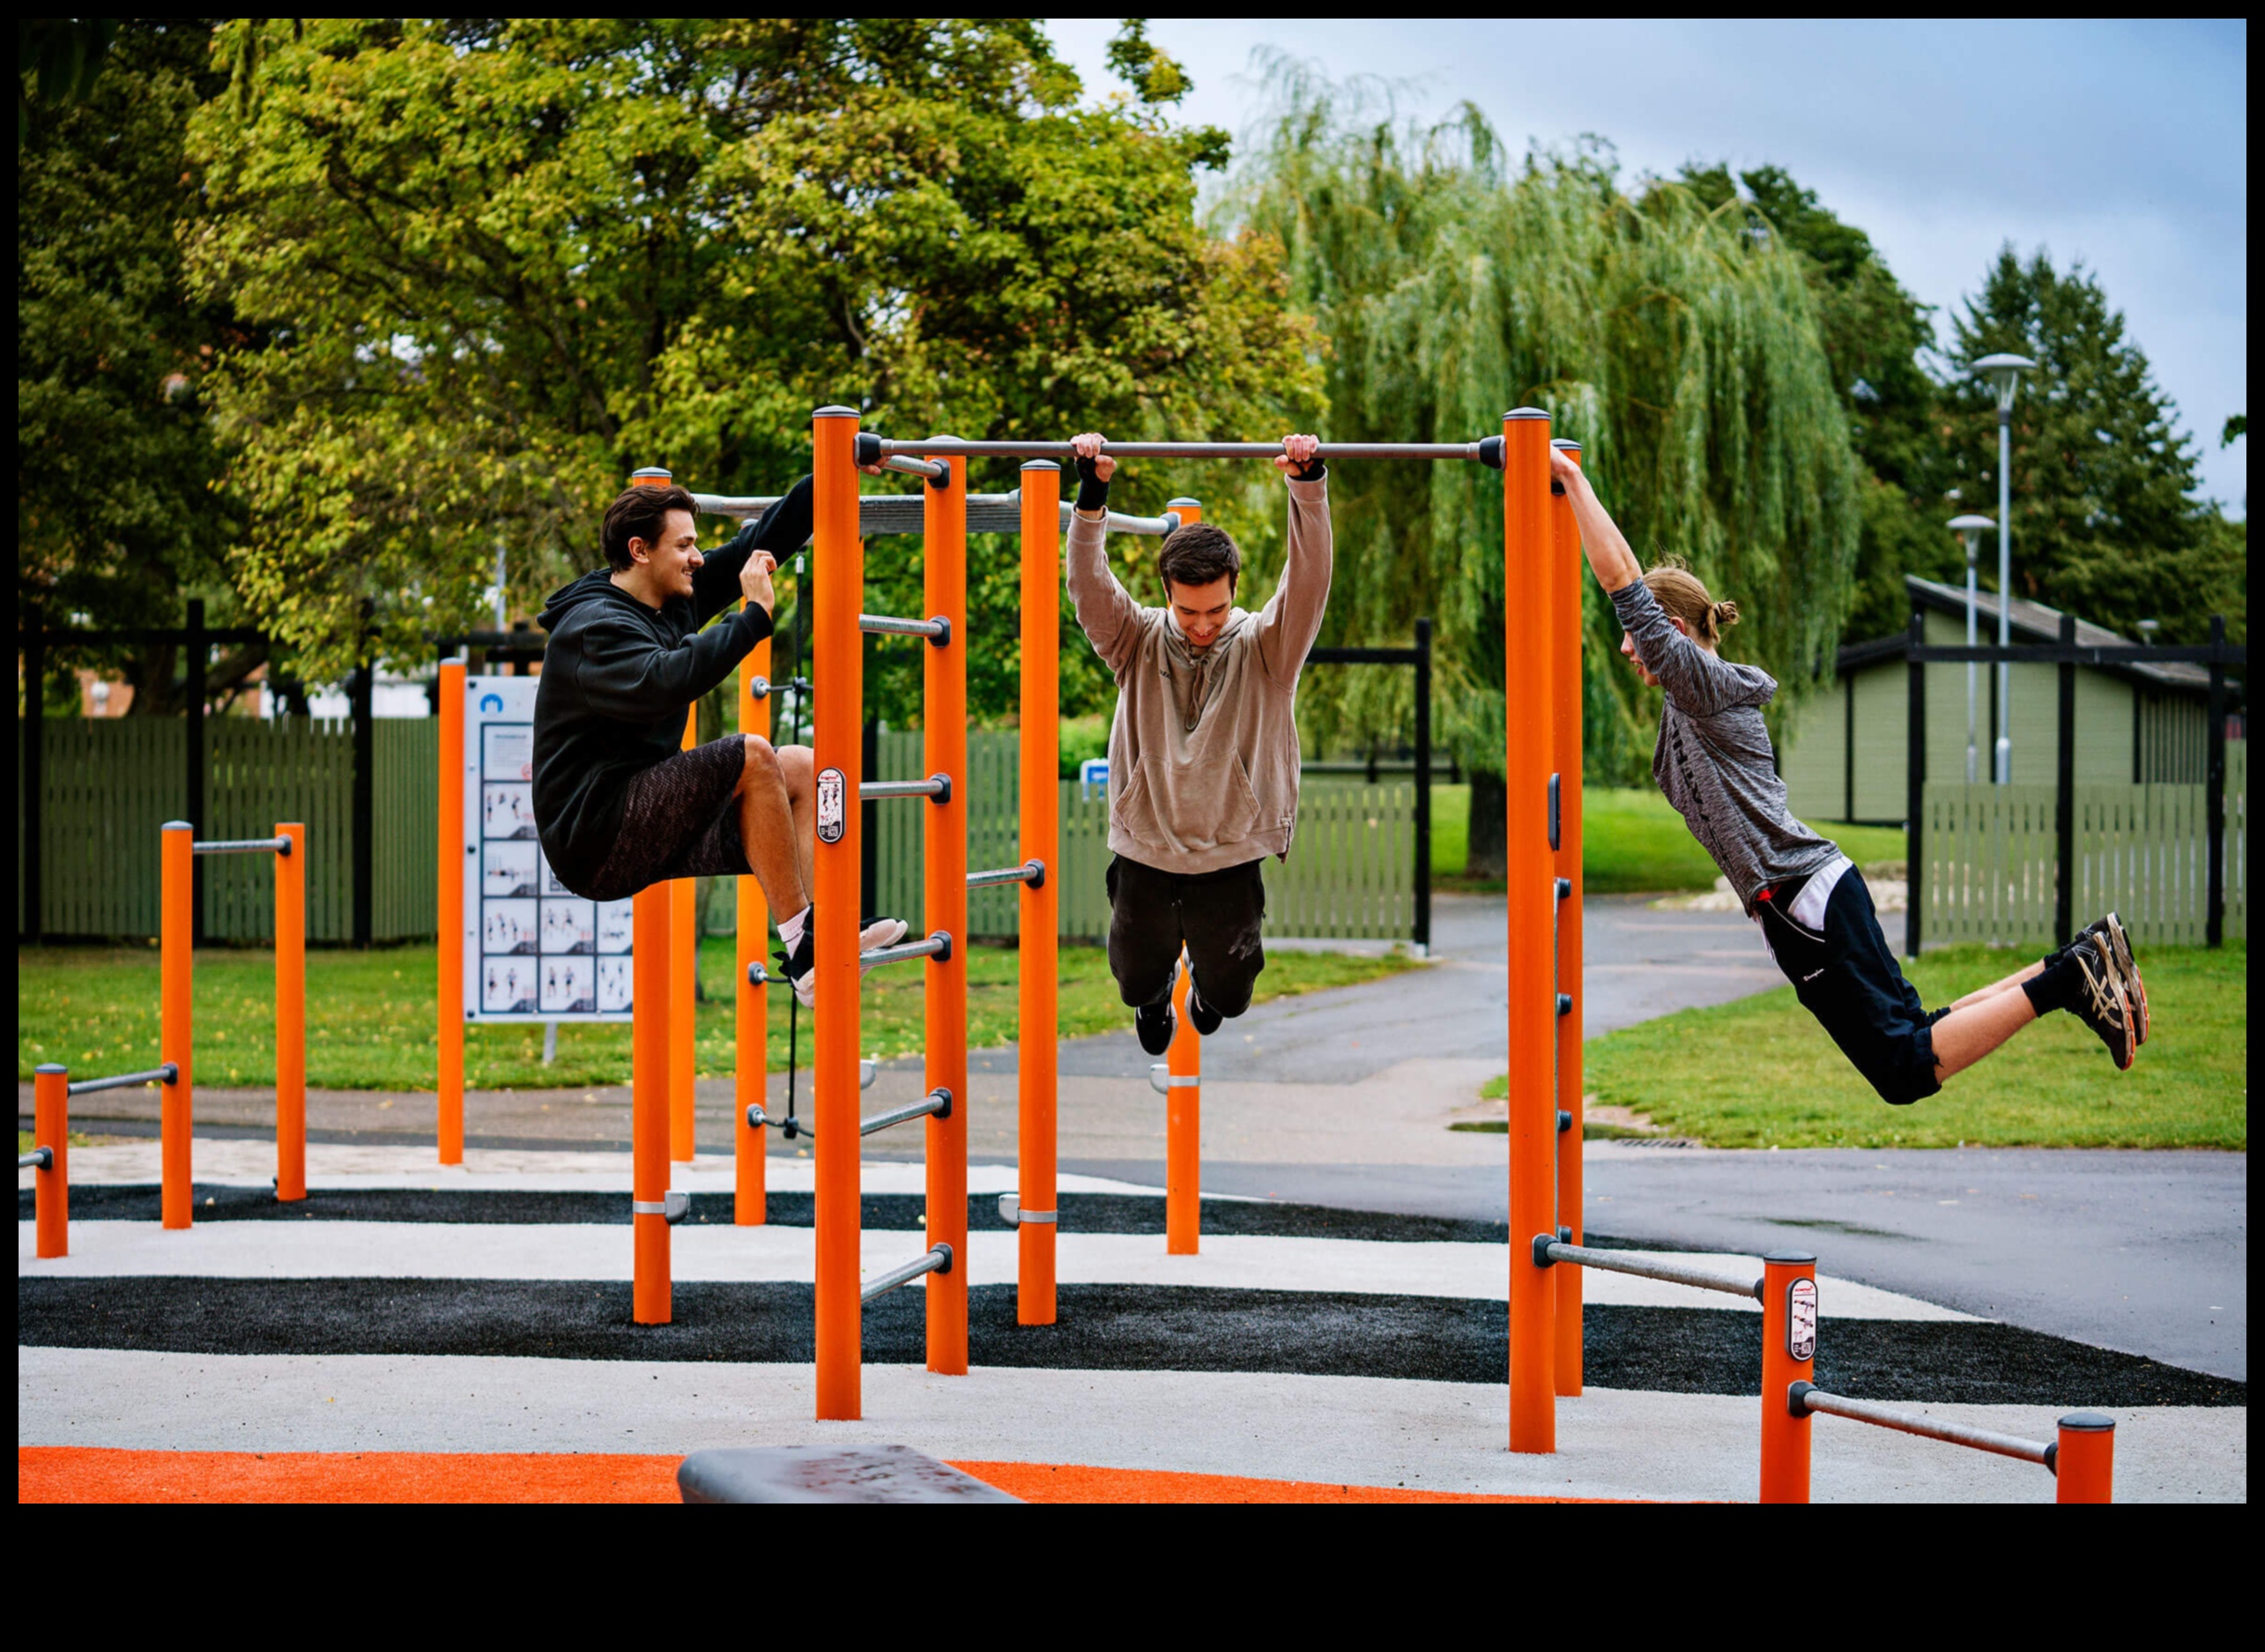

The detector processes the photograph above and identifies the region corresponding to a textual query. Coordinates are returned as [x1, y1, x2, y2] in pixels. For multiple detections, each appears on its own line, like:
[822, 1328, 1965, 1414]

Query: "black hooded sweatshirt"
[533, 479, 812, 895]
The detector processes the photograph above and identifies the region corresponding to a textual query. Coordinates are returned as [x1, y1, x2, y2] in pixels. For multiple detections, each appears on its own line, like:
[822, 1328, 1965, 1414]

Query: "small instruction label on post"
[1787, 1277, 1818, 1362]
[816, 767, 847, 845]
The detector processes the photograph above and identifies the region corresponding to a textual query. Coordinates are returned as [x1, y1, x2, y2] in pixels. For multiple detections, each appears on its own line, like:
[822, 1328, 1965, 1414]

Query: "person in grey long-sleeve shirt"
[1549, 445, 2146, 1103]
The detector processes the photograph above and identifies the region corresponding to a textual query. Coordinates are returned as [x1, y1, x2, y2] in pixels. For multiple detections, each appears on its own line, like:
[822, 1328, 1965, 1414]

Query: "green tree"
[1225, 69, 1860, 865]
[18, 19, 259, 714]
[184, 18, 1315, 723]
[1682, 162, 1950, 641]
[1948, 247, 2236, 642]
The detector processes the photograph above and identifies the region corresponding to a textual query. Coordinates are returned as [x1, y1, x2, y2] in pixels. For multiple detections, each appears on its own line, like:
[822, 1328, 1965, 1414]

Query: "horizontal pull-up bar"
[861, 776, 951, 804]
[67, 1064, 180, 1096]
[875, 436, 1510, 469]
[1787, 1383, 2052, 1465]
[688, 491, 1186, 538]
[967, 858, 1046, 890]
[1535, 1237, 1764, 1301]
[861, 1243, 954, 1305]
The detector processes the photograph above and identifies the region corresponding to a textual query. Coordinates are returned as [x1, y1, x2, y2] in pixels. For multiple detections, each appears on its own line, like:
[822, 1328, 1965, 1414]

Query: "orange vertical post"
[735, 625, 773, 1225]
[1503, 408, 1557, 1453]
[811, 406, 866, 1418]
[1166, 954, 1201, 1255]
[925, 443, 970, 1374]
[2054, 1413, 2115, 1504]
[1759, 1251, 1817, 1503]
[161, 820, 195, 1229]
[32, 1065, 68, 1258]
[1550, 440, 1586, 1396]
[1016, 460, 1061, 1325]
[275, 822, 306, 1202]
[436, 657, 466, 1166]
[670, 708, 699, 1162]
[631, 879, 673, 1324]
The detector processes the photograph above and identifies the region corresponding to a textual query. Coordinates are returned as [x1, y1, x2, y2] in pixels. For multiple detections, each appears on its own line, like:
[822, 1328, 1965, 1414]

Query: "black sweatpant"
[1754, 866, 1948, 1106]
[1106, 855, 1267, 1015]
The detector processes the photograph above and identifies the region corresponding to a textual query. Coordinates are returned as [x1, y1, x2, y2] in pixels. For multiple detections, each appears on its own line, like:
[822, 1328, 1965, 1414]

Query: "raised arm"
[1549, 446, 1641, 594]
[1256, 432, 1331, 685]
[1064, 432, 1144, 674]
[573, 602, 775, 721]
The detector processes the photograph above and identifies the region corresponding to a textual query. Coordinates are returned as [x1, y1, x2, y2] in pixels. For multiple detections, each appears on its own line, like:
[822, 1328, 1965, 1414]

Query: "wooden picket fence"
[1919, 742, 2247, 949]
[18, 716, 438, 942]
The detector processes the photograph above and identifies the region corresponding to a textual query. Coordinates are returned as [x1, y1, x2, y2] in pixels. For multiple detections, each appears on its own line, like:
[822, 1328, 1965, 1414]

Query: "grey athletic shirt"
[1611, 580, 1840, 915]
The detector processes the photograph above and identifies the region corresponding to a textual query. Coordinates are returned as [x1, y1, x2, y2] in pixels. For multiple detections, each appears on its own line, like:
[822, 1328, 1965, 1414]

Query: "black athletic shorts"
[1754, 863, 1948, 1107]
[576, 737, 752, 903]
[1106, 855, 1267, 1015]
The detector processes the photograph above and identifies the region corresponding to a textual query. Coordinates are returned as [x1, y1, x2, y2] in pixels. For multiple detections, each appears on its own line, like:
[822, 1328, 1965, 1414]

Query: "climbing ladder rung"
[862, 931, 953, 968]
[861, 1244, 954, 1305]
[966, 859, 1045, 889]
[860, 1088, 952, 1137]
[861, 776, 951, 802]
[67, 1065, 179, 1096]
[1537, 1239, 1763, 1301]
[859, 613, 951, 643]
[194, 836, 292, 856]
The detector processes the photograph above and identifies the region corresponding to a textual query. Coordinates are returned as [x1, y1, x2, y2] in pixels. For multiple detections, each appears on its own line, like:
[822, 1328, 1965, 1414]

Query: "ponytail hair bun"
[1712, 600, 1741, 629]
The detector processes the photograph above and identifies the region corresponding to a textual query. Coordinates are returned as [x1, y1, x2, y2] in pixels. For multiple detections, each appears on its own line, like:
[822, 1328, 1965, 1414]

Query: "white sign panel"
[462, 675, 633, 1024]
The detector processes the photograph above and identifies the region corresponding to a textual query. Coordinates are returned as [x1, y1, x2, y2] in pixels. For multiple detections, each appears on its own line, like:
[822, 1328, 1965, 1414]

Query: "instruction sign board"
[461, 675, 634, 1024]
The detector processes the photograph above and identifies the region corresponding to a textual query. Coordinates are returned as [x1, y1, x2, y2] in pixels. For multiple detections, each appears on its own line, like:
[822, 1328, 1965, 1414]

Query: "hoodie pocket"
[1111, 763, 1160, 843]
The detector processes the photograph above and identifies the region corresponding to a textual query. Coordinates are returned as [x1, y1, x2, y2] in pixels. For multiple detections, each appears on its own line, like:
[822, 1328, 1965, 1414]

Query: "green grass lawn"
[1520, 943, 2244, 1149]
[1431, 782, 1904, 892]
[16, 939, 1417, 1093]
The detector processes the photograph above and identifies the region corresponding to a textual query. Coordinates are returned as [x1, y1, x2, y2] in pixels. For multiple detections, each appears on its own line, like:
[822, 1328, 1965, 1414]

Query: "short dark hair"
[1157, 521, 1240, 596]
[601, 484, 698, 571]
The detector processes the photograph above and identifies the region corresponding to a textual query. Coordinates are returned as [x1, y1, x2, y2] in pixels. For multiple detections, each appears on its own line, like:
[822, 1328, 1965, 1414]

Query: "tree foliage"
[1947, 247, 2237, 642]
[184, 18, 1317, 716]
[18, 20, 258, 714]
[1224, 68, 1861, 795]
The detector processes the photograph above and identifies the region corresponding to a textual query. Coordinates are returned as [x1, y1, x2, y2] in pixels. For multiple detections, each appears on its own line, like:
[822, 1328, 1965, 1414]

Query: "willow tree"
[1223, 68, 1861, 861]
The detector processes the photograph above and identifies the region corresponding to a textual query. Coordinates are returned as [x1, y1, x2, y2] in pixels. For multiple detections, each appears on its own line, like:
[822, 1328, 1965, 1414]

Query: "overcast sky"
[1047, 19, 2248, 514]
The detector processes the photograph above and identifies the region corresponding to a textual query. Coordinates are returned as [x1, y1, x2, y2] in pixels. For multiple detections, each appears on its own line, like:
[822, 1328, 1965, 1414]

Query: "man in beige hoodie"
[1067, 431, 1332, 1055]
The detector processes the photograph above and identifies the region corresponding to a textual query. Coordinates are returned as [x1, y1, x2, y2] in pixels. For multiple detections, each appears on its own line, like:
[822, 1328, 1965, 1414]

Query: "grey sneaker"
[2067, 945, 2135, 1072]
[2087, 913, 2148, 1046]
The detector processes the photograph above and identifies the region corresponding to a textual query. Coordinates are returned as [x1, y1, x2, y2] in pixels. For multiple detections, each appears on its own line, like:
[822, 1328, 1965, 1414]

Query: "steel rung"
[1539, 1239, 1763, 1301]
[861, 1243, 954, 1304]
[65, 1064, 179, 1097]
[1793, 1385, 2053, 1465]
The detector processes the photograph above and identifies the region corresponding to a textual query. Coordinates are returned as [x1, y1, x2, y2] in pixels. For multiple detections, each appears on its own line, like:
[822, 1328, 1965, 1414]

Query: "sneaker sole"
[2076, 943, 2137, 1072]
[2098, 913, 2148, 1045]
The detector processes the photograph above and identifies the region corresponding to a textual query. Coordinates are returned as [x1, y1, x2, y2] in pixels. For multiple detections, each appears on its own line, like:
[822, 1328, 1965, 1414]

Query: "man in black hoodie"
[533, 477, 902, 1007]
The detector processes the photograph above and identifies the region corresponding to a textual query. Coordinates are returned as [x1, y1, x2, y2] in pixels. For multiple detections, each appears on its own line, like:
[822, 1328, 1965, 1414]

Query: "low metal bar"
[881, 454, 948, 480]
[1057, 501, 1183, 536]
[1538, 1238, 1763, 1301]
[878, 438, 1501, 464]
[861, 1243, 954, 1305]
[861, 930, 952, 968]
[193, 836, 291, 857]
[861, 776, 951, 803]
[19, 1149, 53, 1170]
[861, 1087, 952, 1138]
[859, 613, 951, 643]
[1791, 1384, 2052, 1466]
[966, 859, 1045, 890]
[66, 1064, 180, 1097]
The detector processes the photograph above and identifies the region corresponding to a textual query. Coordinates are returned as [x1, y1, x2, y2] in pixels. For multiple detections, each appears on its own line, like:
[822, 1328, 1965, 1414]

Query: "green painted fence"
[1918, 742, 2246, 950]
[17, 717, 438, 943]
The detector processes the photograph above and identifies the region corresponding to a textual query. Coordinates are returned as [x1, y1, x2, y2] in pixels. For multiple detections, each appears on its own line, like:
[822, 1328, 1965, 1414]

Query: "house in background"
[1779, 576, 2228, 827]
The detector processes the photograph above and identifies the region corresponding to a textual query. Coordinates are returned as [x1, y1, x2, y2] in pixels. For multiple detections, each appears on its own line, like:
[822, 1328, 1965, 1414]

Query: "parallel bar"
[861, 931, 951, 969]
[860, 1244, 954, 1305]
[1541, 1239, 1764, 1302]
[966, 859, 1044, 889]
[1793, 1386, 2052, 1465]
[861, 777, 950, 801]
[881, 438, 1495, 462]
[881, 454, 948, 480]
[863, 1088, 951, 1137]
[859, 613, 950, 641]
[192, 836, 291, 856]
[65, 1065, 179, 1096]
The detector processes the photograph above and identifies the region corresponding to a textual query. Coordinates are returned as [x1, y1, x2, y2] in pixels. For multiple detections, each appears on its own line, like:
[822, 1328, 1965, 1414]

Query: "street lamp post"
[1948, 514, 1995, 784]
[1972, 353, 2036, 782]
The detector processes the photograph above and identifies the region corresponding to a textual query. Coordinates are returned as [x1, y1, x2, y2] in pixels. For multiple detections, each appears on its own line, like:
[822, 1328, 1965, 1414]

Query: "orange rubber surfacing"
[19, 1450, 1613, 1504]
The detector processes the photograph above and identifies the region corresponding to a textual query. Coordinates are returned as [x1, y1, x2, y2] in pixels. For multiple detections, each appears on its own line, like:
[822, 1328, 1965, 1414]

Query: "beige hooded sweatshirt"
[1066, 474, 1333, 873]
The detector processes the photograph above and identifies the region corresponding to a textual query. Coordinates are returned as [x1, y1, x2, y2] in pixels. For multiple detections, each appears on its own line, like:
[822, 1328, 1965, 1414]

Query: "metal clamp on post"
[1557, 1108, 1573, 1133]
[1557, 992, 1573, 1017]
[861, 931, 952, 968]
[1556, 876, 1572, 901]
[859, 775, 951, 804]
[1148, 1064, 1199, 1096]
[746, 961, 770, 986]
[747, 676, 770, 701]
[633, 1191, 691, 1224]
[997, 1194, 1056, 1225]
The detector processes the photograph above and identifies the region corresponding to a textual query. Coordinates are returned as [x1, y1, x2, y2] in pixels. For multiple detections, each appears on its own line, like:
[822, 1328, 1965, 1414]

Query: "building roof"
[1831, 576, 2220, 696]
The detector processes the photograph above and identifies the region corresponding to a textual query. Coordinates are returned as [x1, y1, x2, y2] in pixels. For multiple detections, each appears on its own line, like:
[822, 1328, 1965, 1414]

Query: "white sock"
[779, 905, 810, 952]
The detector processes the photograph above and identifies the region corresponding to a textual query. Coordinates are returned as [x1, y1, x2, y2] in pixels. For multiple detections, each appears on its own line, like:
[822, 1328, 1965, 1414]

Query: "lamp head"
[1947, 512, 1994, 563]
[1970, 352, 2037, 413]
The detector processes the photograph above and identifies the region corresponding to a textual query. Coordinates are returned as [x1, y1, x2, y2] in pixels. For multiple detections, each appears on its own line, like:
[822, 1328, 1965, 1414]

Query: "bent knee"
[739, 735, 780, 782]
[775, 743, 814, 788]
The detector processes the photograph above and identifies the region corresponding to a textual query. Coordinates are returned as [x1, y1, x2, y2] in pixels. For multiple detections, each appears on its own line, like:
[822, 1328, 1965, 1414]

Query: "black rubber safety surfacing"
[15, 1279, 2246, 1408]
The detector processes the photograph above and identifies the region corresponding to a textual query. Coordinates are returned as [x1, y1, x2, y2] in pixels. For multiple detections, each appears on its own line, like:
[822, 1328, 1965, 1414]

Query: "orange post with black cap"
[736, 625, 772, 1225]
[1550, 440, 1585, 1395]
[812, 407, 865, 1417]
[32, 1064, 68, 1258]
[925, 442, 970, 1374]
[437, 657, 466, 1165]
[2054, 1413, 2115, 1503]
[1017, 460, 1061, 1324]
[1759, 1250, 1817, 1503]
[275, 821, 306, 1201]
[1503, 408, 1557, 1453]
